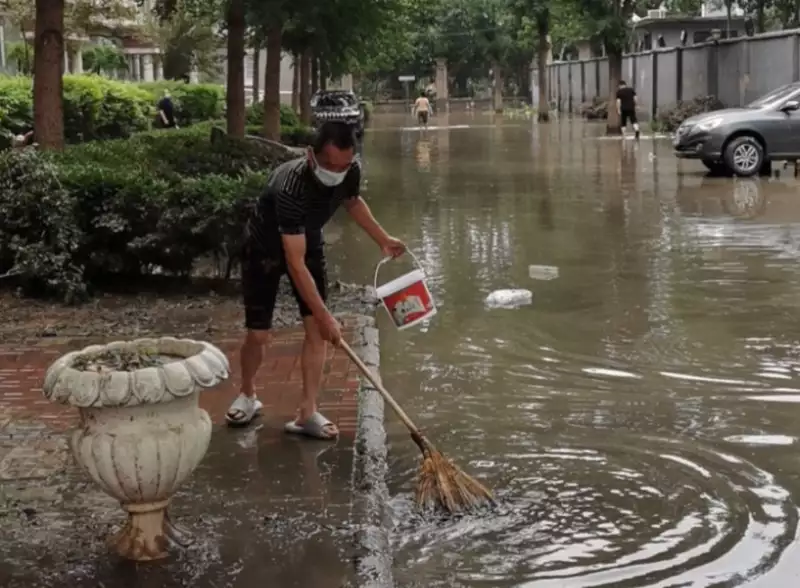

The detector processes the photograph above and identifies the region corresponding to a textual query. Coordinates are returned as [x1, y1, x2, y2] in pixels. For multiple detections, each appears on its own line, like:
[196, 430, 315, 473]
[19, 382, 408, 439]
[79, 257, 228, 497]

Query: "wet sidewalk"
[0, 317, 371, 588]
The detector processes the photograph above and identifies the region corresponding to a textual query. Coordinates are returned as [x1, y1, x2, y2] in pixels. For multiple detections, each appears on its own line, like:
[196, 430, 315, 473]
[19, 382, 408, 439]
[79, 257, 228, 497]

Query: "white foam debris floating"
[529, 265, 559, 280]
[485, 289, 533, 309]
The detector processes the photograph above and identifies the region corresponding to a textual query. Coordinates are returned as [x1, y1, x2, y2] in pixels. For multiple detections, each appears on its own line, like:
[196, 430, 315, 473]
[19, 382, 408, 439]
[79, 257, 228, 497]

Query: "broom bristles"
[414, 441, 494, 514]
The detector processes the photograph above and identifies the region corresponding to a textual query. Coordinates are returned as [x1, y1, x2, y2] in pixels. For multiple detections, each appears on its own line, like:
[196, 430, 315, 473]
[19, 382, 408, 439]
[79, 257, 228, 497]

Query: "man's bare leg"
[241, 329, 270, 396]
[295, 317, 338, 438]
[226, 329, 269, 425]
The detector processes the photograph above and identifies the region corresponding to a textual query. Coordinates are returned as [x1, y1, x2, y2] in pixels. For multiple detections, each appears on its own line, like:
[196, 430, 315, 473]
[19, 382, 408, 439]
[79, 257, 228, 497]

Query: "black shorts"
[621, 110, 638, 127]
[241, 243, 328, 330]
[418, 111, 429, 124]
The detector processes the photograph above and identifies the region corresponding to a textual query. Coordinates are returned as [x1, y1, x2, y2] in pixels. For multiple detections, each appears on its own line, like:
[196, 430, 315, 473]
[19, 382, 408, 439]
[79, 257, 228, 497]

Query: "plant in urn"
[42, 337, 229, 561]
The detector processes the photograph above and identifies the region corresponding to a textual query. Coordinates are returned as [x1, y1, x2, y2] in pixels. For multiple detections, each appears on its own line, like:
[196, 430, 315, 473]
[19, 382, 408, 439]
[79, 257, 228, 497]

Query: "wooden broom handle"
[338, 339, 422, 437]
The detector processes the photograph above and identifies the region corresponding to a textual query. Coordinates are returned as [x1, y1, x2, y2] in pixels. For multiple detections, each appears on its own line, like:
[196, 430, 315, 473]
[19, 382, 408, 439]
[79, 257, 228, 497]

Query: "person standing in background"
[157, 90, 178, 129]
[615, 80, 640, 140]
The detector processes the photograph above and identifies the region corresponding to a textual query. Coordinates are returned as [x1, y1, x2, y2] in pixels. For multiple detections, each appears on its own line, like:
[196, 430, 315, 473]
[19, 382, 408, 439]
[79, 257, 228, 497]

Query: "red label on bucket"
[381, 279, 434, 327]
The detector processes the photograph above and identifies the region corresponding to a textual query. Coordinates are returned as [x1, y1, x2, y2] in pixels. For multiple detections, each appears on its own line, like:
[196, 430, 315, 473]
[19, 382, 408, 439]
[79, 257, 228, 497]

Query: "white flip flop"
[284, 411, 339, 440]
[226, 393, 263, 426]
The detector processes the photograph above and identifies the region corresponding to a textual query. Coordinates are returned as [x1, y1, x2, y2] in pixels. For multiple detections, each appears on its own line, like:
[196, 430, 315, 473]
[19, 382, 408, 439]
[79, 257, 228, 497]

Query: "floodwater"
[332, 113, 800, 587]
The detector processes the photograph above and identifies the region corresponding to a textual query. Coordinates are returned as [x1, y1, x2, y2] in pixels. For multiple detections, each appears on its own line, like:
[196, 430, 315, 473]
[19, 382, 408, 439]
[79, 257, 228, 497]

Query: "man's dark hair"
[420, 90, 426, 97]
[313, 121, 356, 154]
[619, 80, 627, 86]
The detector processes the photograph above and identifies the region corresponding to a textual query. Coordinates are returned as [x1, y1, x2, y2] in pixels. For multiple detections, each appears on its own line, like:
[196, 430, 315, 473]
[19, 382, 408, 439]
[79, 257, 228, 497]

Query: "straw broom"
[339, 340, 494, 514]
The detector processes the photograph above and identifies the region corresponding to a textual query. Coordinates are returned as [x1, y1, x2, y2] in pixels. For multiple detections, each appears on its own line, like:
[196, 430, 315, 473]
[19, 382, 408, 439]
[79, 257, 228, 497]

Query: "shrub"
[245, 101, 301, 129]
[653, 96, 725, 132]
[0, 75, 154, 143]
[0, 127, 293, 300]
[0, 149, 85, 302]
[361, 100, 373, 124]
[0, 76, 34, 139]
[137, 81, 224, 126]
[245, 123, 315, 147]
[580, 96, 608, 120]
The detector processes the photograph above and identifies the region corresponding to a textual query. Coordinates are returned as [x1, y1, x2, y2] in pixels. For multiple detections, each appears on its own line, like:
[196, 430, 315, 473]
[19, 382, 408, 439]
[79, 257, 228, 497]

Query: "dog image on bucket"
[374, 253, 437, 330]
[391, 294, 428, 326]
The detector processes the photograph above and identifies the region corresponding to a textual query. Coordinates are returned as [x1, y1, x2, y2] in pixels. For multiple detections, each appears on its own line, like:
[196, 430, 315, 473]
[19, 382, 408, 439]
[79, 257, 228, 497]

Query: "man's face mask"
[310, 149, 350, 187]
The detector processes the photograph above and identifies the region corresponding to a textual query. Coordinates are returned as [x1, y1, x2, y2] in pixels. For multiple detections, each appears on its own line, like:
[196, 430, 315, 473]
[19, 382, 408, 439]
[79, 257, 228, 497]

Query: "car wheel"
[701, 159, 731, 175]
[723, 135, 764, 177]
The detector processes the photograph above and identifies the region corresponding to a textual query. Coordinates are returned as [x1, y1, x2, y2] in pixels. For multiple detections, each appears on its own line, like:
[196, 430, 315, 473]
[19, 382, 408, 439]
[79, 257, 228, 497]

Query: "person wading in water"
[413, 90, 432, 129]
[615, 80, 640, 140]
[226, 121, 406, 438]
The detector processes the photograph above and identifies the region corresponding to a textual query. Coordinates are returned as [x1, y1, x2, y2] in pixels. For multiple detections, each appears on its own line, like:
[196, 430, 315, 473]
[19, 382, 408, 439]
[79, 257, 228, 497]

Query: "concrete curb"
[350, 315, 394, 588]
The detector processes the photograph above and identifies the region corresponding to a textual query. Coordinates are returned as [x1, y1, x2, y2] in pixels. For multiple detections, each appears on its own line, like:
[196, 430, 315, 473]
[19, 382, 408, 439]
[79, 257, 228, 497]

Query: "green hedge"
[0, 127, 297, 302]
[137, 81, 224, 126]
[0, 75, 313, 147]
[0, 74, 155, 144]
[246, 101, 301, 128]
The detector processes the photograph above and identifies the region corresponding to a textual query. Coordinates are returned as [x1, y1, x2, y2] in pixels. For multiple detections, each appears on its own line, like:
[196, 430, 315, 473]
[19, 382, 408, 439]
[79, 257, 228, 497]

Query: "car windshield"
[747, 84, 800, 108]
[312, 93, 357, 108]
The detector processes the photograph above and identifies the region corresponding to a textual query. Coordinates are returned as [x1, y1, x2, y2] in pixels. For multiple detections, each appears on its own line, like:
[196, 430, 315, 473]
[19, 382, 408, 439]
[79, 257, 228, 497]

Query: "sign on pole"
[398, 75, 416, 82]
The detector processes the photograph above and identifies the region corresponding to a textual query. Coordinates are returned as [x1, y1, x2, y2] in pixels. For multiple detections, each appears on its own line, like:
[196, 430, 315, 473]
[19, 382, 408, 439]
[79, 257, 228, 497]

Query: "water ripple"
[390, 432, 797, 587]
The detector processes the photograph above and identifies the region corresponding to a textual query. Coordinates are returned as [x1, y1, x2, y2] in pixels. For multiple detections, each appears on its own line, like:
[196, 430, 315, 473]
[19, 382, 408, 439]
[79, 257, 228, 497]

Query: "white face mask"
[310, 152, 348, 187]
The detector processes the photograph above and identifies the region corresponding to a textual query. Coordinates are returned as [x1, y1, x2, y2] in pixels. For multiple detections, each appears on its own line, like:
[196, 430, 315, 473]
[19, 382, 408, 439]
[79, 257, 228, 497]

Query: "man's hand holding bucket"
[380, 236, 407, 259]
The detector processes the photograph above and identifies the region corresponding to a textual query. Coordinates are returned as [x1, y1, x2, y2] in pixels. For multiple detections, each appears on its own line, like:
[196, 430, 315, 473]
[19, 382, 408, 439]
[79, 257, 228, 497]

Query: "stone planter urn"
[42, 337, 229, 561]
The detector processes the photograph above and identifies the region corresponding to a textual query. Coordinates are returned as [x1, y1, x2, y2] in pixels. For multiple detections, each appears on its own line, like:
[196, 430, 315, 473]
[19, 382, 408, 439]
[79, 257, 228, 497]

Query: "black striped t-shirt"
[247, 156, 361, 253]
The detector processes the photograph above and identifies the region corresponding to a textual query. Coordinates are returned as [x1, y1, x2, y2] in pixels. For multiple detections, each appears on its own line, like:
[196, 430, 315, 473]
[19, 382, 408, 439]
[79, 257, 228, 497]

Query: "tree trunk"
[225, 0, 246, 138]
[263, 25, 282, 141]
[725, 3, 732, 36]
[320, 60, 328, 91]
[537, 26, 550, 122]
[606, 47, 623, 135]
[291, 53, 300, 113]
[492, 61, 503, 113]
[299, 48, 312, 125]
[311, 55, 319, 94]
[756, 1, 766, 33]
[34, 0, 65, 151]
[252, 40, 261, 104]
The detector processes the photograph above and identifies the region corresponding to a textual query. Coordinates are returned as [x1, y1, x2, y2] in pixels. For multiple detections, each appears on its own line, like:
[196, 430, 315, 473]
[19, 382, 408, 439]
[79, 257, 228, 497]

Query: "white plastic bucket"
[374, 251, 437, 330]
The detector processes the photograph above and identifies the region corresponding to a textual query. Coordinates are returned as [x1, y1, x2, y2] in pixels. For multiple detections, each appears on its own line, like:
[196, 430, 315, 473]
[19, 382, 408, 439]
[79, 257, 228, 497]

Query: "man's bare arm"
[616, 98, 621, 114]
[282, 234, 328, 317]
[344, 196, 390, 246]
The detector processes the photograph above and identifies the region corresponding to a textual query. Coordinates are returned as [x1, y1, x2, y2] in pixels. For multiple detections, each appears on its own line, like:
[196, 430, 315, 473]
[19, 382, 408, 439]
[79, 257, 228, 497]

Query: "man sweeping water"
[226, 121, 406, 438]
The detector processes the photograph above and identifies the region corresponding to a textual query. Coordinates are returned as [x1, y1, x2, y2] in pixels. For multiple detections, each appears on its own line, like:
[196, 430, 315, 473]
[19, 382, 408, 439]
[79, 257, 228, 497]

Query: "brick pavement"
[0, 317, 363, 437]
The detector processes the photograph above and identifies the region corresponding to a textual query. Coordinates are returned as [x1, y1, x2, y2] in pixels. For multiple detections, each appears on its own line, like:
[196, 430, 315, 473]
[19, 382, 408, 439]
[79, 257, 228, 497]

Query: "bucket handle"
[373, 249, 425, 294]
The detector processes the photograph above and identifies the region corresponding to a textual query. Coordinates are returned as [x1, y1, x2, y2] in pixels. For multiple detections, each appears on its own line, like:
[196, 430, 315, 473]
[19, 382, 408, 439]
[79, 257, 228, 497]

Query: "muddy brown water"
[332, 114, 800, 587]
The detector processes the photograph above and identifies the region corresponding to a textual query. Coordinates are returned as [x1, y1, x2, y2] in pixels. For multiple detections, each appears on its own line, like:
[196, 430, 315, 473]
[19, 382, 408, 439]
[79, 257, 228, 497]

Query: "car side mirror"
[782, 100, 800, 113]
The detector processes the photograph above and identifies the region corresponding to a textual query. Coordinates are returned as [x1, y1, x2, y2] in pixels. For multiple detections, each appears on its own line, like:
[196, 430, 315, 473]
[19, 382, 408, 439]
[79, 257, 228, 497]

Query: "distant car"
[310, 90, 365, 137]
[673, 82, 800, 177]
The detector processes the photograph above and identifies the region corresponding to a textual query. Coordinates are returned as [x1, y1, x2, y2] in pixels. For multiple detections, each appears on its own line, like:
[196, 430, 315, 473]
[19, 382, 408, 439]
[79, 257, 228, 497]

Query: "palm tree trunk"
[606, 46, 623, 135]
[492, 61, 503, 113]
[291, 53, 300, 113]
[536, 18, 550, 122]
[311, 55, 319, 94]
[252, 39, 261, 104]
[34, 0, 65, 151]
[263, 25, 282, 141]
[299, 48, 312, 125]
[225, 0, 246, 138]
[320, 60, 328, 91]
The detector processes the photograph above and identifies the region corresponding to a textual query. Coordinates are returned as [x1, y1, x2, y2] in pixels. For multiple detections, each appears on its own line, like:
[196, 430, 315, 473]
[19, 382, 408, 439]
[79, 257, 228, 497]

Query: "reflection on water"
[332, 115, 800, 587]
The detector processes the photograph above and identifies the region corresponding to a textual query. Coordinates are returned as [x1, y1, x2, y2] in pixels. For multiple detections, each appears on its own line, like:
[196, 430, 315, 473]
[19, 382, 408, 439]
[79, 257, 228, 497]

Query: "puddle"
[327, 114, 800, 587]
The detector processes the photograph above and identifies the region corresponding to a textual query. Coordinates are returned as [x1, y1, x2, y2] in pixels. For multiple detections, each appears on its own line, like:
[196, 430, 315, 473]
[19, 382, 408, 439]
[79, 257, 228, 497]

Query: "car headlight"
[696, 116, 724, 131]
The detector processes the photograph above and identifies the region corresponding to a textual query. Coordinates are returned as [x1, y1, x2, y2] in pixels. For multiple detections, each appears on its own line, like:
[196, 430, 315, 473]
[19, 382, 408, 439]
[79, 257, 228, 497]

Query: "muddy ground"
[0, 278, 378, 343]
